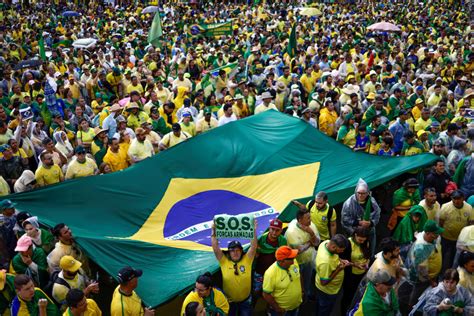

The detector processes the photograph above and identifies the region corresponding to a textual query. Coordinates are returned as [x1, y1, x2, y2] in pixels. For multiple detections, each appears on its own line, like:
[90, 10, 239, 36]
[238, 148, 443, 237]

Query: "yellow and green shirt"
[263, 261, 302, 311]
[315, 240, 344, 295]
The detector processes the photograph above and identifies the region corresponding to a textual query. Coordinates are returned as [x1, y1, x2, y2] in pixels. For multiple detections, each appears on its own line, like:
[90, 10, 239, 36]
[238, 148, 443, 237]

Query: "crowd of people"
[0, 0, 474, 315]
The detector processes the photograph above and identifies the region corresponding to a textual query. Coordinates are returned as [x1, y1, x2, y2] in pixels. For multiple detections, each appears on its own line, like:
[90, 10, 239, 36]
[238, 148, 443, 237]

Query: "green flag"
[287, 23, 297, 58]
[4, 111, 438, 307]
[38, 35, 47, 61]
[148, 12, 163, 47]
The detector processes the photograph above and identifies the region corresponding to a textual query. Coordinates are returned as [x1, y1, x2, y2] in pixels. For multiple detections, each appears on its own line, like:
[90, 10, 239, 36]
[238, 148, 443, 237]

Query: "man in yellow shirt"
[128, 128, 154, 164]
[439, 190, 474, 272]
[110, 266, 154, 316]
[315, 234, 350, 316]
[35, 152, 64, 186]
[65, 146, 98, 180]
[159, 123, 190, 151]
[65, 75, 81, 99]
[414, 108, 432, 132]
[63, 289, 102, 316]
[306, 191, 337, 241]
[419, 187, 441, 222]
[211, 220, 257, 315]
[254, 92, 278, 114]
[196, 108, 218, 134]
[103, 138, 129, 172]
[262, 246, 302, 315]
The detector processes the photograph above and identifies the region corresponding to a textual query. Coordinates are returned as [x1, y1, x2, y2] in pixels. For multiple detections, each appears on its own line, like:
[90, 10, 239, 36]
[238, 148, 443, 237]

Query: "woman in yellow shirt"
[341, 227, 371, 315]
[76, 119, 96, 152]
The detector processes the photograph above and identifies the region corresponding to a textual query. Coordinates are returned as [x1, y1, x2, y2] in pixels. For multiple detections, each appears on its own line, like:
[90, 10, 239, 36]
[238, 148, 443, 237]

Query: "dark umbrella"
[14, 59, 43, 70]
[62, 11, 80, 17]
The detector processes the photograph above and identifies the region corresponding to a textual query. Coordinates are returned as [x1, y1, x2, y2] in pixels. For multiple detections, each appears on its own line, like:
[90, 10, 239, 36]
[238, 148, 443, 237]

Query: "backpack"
[43, 270, 71, 307]
[307, 200, 334, 238]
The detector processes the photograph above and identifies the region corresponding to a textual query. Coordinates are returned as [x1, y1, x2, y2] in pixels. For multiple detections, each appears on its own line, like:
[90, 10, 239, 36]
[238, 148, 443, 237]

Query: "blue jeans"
[229, 295, 252, 316]
[315, 288, 339, 316]
[269, 308, 299, 316]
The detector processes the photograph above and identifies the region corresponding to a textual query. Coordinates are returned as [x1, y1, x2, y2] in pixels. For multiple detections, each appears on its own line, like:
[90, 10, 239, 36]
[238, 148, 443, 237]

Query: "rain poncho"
[13, 170, 35, 193]
[341, 179, 381, 235]
[53, 131, 74, 158]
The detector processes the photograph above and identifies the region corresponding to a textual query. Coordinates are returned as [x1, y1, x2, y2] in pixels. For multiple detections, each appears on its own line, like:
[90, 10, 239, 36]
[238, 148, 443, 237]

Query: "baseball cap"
[370, 130, 379, 137]
[269, 219, 283, 229]
[60, 255, 82, 272]
[430, 121, 440, 128]
[398, 109, 408, 116]
[0, 199, 16, 210]
[433, 139, 445, 146]
[275, 246, 298, 261]
[423, 219, 444, 235]
[117, 266, 143, 284]
[75, 145, 86, 154]
[182, 112, 191, 118]
[369, 269, 396, 286]
[15, 235, 33, 252]
[227, 240, 243, 250]
[172, 123, 181, 132]
[204, 107, 212, 115]
[415, 86, 423, 91]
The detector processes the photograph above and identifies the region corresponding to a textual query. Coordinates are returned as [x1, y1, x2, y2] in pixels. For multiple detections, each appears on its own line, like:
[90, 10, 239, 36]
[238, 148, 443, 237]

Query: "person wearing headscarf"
[389, 178, 421, 231]
[53, 131, 74, 161]
[22, 216, 55, 254]
[392, 205, 428, 261]
[13, 170, 36, 193]
[341, 178, 381, 258]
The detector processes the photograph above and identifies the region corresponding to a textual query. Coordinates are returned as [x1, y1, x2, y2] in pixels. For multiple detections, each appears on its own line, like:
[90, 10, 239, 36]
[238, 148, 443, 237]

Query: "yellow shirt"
[419, 200, 441, 222]
[53, 272, 86, 305]
[110, 286, 144, 316]
[411, 106, 422, 121]
[63, 299, 102, 316]
[254, 103, 278, 115]
[367, 251, 403, 280]
[35, 164, 63, 186]
[128, 139, 154, 161]
[300, 74, 315, 94]
[427, 241, 442, 279]
[160, 131, 190, 148]
[103, 148, 129, 172]
[65, 158, 98, 180]
[196, 117, 218, 133]
[315, 240, 344, 295]
[180, 122, 196, 137]
[180, 288, 229, 316]
[126, 84, 144, 95]
[219, 254, 253, 302]
[285, 220, 318, 265]
[349, 238, 369, 275]
[414, 118, 432, 132]
[307, 202, 336, 241]
[458, 267, 474, 295]
[263, 261, 302, 311]
[439, 201, 474, 241]
[76, 128, 96, 144]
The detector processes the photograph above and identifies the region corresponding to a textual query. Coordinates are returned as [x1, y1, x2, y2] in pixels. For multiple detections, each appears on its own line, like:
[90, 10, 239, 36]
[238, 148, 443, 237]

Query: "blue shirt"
[389, 119, 409, 153]
[355, 135, 369, 149]
[102, 113, 118, 139]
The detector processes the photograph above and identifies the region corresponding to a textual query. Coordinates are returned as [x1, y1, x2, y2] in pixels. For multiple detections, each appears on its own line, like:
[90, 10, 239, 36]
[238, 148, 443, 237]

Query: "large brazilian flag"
[4, 110, 437, 307]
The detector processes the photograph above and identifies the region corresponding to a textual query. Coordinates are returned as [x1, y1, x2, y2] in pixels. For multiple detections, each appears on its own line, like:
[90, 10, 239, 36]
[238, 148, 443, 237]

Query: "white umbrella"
[141, 6, 159, 14]
[367, 22, 401, 32]
[72, 38, 97, 49]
